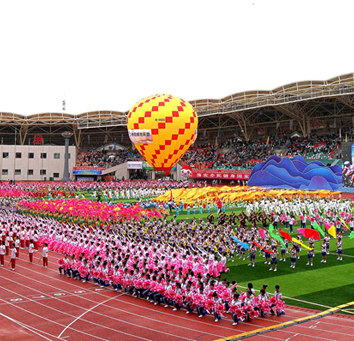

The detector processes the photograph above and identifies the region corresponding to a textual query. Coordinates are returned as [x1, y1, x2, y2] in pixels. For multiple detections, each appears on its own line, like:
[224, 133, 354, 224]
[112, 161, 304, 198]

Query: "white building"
[0, 145, 76, 181]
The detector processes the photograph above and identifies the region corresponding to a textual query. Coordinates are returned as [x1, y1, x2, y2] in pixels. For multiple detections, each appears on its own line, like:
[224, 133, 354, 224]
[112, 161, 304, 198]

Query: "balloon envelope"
[127, 94, 198, 175]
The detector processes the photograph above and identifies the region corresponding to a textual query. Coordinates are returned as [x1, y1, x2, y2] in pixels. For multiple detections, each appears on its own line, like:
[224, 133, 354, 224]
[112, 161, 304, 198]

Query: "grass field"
[168, 206, 354, 314]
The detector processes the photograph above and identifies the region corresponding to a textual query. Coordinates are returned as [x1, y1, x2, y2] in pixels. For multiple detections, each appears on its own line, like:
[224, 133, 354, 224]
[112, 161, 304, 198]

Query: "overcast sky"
[0, 0, 353, 116]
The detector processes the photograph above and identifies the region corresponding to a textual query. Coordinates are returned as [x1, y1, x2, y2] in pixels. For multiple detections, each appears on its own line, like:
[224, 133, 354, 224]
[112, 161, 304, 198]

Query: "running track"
[0, 250, 353, 341]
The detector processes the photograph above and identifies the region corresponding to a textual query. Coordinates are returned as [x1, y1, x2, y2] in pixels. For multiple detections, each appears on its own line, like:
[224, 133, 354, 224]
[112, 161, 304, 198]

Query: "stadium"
[1, 72, 353, 183]
[1, 70, 354, 341]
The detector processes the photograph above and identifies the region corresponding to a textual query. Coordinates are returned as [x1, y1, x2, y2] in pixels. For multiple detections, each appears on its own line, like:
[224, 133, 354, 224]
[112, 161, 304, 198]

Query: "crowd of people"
[283, 134, 341, 159]
[76, 149, 142, 169]
[180, 133, 342, 170]
[1, 186, 353, 325]
[74, 133, 341, 173]
[0, 198, 289, 325]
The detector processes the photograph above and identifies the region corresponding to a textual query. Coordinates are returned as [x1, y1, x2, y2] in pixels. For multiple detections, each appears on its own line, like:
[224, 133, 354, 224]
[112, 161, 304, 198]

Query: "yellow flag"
[328, 225, 337, 238]
[345, 134, 348, 143]
[340, 218, 349, 231]
[291, 238, 313, 251]
[266, 136, 270, 145]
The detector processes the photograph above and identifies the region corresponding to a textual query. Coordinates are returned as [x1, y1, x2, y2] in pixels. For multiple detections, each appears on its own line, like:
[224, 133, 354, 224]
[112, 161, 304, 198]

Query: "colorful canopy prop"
[328, 225, 337, 238]
[313, 221, 325, 238]
[297, 228, 320, 240]
[153, 186, 339, 206]
[127, 94, 198, 176]
[279, 228, 292, 242]
[269, 224, 286, 248]
[291, 238, 313, 251]
[16, 199, 168, 226]
[253, 240, 273, 254]
[230, 236, 250, 249]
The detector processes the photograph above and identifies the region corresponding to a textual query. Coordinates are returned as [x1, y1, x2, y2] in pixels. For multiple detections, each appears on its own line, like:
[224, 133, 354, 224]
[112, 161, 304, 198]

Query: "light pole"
[61, 131, 73, 181]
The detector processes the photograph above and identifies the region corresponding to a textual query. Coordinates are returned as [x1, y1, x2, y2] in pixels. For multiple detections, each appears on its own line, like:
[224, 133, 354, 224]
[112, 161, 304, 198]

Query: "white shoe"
[274, 269, 277, 272]
[297, 256, 300, 259]
[269, 268, 272, 271]
[198, 315, 203, 318]
[186, 311, 190, 314]
[232, 322, 238, 325]
[337, 257, 339, 260]
[150, 300, 154, 303]
[243, 258, 245, 261]
[164, 305, 168, 308]
[290, 265, 293, 268]
[215, 318, 219, 322]
[268, 262, 271, 265]
[306, 262, 309, 265]
[264, 261, 267, 264]
[283, 259, 286, 262]
[114, 288, 118, 291]
[320, 260, 323, 263]
[154, 302, 158, 305]
[82, 280, 86, 283]
[248, 263, 251, 266]
[173, 308, 177, 311]
[252, 264, 255, 267]
[324, 260, 326, 263]
[311, 263, 313, 266]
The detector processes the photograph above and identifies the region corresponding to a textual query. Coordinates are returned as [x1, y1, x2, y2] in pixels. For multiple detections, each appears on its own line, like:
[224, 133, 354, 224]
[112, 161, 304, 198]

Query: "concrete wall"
[0, 145, 76, 181]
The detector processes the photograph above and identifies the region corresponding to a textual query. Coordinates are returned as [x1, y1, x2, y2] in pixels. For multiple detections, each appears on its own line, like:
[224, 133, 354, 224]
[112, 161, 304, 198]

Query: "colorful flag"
[297, 228, 320, 240]
[230, 235, 250, 249]
[291, 238, 313, 251]
[279, 228, 292, 241]
[328, 225, 336, 238]
[313, 221, 325, 237]
[258, 227, 265, 240]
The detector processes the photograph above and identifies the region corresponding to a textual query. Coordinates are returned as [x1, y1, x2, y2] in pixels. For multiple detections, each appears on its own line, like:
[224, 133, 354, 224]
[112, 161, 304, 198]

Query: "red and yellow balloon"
[127, 94, 198, 175]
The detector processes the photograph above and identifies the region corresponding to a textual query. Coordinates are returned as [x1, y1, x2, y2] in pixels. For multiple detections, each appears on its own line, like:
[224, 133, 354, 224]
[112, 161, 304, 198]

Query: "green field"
[168, 206, 354, 314]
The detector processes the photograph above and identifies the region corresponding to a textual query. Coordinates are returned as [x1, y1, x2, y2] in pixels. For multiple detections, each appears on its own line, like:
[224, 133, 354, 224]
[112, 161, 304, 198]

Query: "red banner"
[190, 169, 251, 180]
[73, 166, 106, 171]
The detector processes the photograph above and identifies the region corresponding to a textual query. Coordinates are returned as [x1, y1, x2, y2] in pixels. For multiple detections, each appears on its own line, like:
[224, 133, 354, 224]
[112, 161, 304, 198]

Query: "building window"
[16, 152, 22, 158]
[15, 169, 21, 175]
[2, 169, 8, 175]
[54, 153, 60, 159]
[40, 169, 46, 175]
[28, 169, 34, 175]
[40, 153, 47, 159]
[28, 153, 34, 159]
[53, 173, 60, 178]
[2, 152, 9, 158]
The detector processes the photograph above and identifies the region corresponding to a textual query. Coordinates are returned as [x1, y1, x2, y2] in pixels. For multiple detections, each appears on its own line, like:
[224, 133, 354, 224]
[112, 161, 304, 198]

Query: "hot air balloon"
[127, 94, 198, 175]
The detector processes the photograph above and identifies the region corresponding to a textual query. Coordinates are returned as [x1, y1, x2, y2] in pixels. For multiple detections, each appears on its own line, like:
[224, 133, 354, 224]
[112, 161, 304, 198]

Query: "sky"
[0, 0, 353, 116]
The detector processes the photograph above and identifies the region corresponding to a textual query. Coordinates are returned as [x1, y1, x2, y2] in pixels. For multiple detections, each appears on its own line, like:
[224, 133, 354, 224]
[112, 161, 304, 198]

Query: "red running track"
[0, 250, 353, 341]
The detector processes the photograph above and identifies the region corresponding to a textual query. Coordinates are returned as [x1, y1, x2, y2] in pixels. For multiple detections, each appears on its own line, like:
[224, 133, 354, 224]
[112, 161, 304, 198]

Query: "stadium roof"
[0, 72, 352, 127]
[0, 72, 353, 146]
